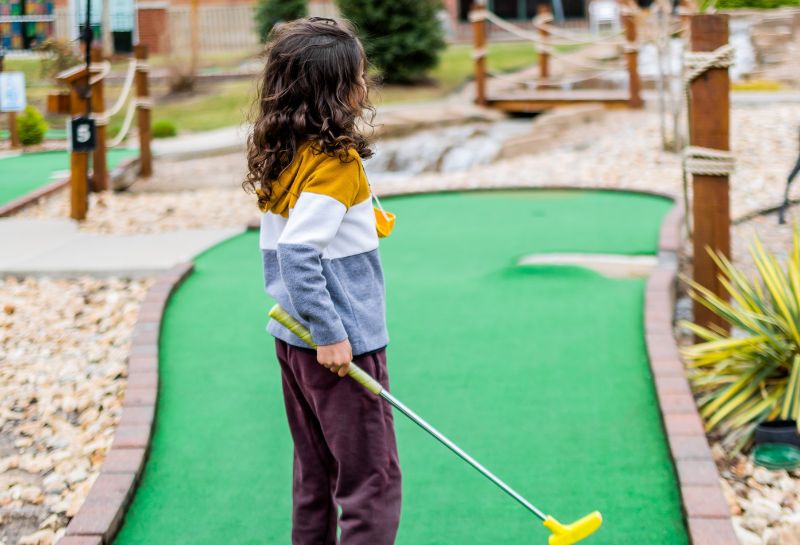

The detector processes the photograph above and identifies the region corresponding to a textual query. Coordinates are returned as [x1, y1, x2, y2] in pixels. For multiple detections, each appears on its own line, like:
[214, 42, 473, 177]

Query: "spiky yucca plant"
[681, 230, 800, 451]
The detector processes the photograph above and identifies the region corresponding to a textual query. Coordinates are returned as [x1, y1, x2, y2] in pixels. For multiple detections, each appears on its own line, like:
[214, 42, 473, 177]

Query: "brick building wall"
[136, 2, 169, 54]
[52, 0, 466, 54]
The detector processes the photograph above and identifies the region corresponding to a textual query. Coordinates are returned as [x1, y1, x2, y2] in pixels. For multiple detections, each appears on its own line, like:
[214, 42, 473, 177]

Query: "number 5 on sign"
[0, 72, 26, 112]
[68, 117, 97, 152]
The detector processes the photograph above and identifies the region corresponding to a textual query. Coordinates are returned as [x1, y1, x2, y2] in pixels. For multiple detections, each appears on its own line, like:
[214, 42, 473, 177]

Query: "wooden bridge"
[470, 5, 643, 113]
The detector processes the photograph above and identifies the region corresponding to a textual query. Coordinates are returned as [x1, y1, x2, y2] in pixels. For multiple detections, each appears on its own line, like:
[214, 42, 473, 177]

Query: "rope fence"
[470, 3, 697, 91]
[680, 41, 736, 237]
[87, 58, 150, 147]
[469, 8, 626, 48]
[487, 68, 620, 89]
[470, 5, 640, 95]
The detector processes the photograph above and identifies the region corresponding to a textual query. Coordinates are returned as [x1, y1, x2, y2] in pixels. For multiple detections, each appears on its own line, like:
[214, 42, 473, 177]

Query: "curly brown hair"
[243, 17, 375, 209]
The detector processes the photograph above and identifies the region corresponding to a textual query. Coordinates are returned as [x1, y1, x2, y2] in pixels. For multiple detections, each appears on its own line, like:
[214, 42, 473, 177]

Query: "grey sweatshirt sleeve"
[276, 190, 349, 346]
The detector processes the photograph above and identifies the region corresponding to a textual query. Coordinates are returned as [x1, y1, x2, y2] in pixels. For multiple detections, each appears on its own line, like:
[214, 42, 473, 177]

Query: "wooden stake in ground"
[190, 0, 200, 77]
[471, 3, 487, 106]
[55, 66, 92, 220]
[623, 12, 642, 108]
[135, 45, 153, 177]
[90, 47, 108, 191]
[0, 51, 21, 148]
[689, 14, 731, 332]
[537, 5, 551, 86]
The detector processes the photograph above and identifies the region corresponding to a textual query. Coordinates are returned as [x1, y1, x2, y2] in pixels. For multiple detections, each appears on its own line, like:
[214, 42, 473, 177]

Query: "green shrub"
[152, 120, 178, 138]
[255, 0, 307, 42]
[337, 0, 446, 83]
[16, 106, 48, 146]
[681, 230, 800, 452]
[717, 0, 799, 9]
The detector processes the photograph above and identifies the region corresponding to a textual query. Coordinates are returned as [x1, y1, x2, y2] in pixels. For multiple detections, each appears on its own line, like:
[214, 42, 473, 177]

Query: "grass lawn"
[151, 79, 260, 133]
[373, 41, 538, 104]
[2, 58, 43, 83]
[3, 41, 538, 135]
[149, 41, 538, 132]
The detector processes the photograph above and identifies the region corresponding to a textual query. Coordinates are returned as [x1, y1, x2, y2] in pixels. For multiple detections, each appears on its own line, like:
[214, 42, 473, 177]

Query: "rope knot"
[683, 145, 736, 177]
[468, 9, 488, 23]
[683, 44, 734, 85]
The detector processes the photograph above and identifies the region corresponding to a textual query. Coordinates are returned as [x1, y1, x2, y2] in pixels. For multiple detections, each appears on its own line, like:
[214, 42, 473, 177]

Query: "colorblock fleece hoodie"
[259, 142, 388, 356]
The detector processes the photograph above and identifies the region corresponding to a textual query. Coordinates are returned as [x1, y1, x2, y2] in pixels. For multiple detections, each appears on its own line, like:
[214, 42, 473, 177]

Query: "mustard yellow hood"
[256, 142, 366, 216]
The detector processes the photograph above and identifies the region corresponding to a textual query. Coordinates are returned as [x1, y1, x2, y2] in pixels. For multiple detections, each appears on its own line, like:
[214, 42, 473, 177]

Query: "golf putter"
[269, 304, 602, 545]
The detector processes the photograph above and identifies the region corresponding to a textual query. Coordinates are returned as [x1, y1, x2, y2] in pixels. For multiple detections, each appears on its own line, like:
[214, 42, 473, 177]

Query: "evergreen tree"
[255, 0, 307, 42]
[337, 0, 446, 83]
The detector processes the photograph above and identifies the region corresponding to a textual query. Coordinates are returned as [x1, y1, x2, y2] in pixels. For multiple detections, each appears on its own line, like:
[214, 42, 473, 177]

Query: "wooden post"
[190, 0, 200, 76]
[623, 12, 643, 108]
[67, 71, 90, 221]
[793, 11, 800, 43]
[134, 44, 153, 177]
[8, 109, 19, 149]
[89, 47, 108, 191]
[51, 66, 93, 219]
[689, 14, 731, 333]
[537, 5, 551, 84]
[0, 53, 21, 148]
[471, 3, 487, 106]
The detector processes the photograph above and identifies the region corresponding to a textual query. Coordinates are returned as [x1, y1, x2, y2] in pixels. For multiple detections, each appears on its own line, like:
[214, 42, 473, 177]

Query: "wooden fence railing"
[52, 5, 259, 55]
[168, 5, 259, 54]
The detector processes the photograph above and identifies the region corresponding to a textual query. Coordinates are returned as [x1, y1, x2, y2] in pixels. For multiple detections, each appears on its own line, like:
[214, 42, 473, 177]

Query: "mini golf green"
[114, 189, 689, 545]
[0, 149, 138, 207]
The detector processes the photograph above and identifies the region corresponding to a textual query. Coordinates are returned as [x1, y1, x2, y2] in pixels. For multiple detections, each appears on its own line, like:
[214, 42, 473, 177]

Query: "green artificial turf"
[0, 149, 138, 207]
[114, 189, 688, 545]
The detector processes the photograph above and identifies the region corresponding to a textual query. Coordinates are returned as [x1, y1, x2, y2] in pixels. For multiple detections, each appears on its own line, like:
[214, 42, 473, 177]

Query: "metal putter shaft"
[269, 304, 602, 545]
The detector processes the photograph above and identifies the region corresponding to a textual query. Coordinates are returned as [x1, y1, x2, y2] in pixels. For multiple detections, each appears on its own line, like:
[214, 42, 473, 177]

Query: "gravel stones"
[0, 277, 151, 545]
[719, 452, 800, 545]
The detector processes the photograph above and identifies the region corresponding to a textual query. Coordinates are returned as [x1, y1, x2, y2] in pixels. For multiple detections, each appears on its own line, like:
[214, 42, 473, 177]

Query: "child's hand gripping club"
[269, 304, 384, 395]
[268, 304, 603, 545]
[316, 338, 353, 377]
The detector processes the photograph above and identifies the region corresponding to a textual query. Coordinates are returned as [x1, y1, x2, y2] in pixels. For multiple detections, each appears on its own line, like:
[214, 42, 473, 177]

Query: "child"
[243, 17, 402, 545]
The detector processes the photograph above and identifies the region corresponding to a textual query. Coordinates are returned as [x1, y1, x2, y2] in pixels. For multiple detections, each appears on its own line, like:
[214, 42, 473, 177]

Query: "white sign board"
[0, 72, 27, 113]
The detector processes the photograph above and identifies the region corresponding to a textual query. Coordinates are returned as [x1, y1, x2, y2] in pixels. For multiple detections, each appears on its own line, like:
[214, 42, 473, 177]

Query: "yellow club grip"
[346, 364, 384, 396]
[268, 304, 384, 396]
[269, 304, 316, 348]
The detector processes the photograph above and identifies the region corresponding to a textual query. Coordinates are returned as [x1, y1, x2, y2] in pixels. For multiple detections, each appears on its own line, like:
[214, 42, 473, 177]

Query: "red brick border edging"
[57, 262, 193, 545]
[0, 156, 141, 218]
[645, 205, 739, 545]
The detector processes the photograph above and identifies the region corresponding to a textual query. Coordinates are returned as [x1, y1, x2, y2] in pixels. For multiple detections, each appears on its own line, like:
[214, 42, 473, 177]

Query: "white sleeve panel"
[278, 192, 348, 253]
[324, 198, 379, 259]
[259, 212, 288, 250]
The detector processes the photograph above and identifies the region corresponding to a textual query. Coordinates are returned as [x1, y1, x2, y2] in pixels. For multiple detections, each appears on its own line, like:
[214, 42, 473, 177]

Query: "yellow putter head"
[543, 511, 603, 545]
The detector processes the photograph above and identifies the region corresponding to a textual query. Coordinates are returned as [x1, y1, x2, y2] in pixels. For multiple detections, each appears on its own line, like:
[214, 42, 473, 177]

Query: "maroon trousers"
[275, 339, 402, 545]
